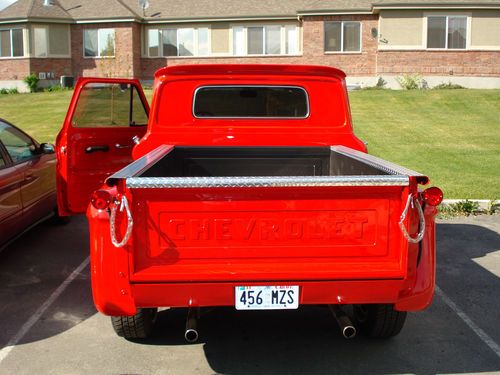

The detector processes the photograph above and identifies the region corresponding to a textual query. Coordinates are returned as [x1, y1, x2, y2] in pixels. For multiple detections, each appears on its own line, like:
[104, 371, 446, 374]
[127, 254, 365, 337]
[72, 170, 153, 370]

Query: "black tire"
[111, 308, 158, 339]
[353, 304, 407, 338]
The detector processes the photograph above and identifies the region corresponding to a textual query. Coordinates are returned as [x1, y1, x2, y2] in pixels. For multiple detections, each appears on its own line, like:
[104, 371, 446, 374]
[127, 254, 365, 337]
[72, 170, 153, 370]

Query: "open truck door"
[56, 78, 149, 215]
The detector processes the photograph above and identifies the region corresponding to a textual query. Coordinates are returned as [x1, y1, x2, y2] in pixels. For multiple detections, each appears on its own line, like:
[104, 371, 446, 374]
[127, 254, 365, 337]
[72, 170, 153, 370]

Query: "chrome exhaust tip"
[341, 324, 357, 339]
[185, 307, 199, 343]
[185, 328, 199, 343]
[329, 305, 357, 339]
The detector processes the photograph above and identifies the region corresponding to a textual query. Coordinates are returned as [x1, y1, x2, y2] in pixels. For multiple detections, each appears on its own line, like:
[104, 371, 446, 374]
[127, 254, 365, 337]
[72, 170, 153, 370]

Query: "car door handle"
[24, 174, 36, 183]
[85, 145, 109, 153]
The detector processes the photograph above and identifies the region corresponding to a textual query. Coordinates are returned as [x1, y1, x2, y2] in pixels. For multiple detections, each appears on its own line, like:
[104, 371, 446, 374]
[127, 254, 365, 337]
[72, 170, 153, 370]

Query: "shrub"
[0, 88, 19, 95]
[433, 82, 466, 90]
[439, 200, 481, 217]
[361, 77, 388, 91]
[45, 85, 67, 92]
[395, 74, 422, 90]
[452, 200, 480, 216]
[376, 77, 387, 88]
[23, 74, 39, 93]
[487, 200, 499, 215]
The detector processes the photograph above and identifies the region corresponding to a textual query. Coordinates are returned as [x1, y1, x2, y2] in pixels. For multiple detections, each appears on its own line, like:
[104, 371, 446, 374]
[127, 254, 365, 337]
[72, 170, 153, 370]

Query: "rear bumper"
[132, 280, 405, 308]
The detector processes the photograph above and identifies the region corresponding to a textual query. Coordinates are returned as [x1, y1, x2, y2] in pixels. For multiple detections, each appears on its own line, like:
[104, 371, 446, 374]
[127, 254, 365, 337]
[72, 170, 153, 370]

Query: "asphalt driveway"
[0, 215, 499, 375]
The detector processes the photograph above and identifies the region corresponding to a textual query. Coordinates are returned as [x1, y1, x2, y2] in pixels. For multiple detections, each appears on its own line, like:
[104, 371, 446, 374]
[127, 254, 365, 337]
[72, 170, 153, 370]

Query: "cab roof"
[154, 64, 346, 81]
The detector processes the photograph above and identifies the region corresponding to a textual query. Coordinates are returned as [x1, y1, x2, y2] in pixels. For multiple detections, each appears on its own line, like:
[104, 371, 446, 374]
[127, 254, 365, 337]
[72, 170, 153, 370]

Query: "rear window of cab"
[193, 86, 309, 119]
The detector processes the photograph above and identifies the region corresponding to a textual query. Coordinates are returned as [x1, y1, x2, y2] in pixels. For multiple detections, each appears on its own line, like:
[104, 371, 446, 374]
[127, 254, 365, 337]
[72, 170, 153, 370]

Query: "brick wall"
[140, 15, 379, 80]
[301, 15, 378, 76]
[0, 58, 30, 80]
[377, 50, 500, 77]
[1, 17, 500, 83]
[0, 23, 29, 81]
[71, 22, 137, 79]
[29, 58, 72, 80]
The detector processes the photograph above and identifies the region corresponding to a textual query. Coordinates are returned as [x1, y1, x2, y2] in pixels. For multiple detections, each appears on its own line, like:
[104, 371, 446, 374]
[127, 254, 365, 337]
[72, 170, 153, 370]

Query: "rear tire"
[353, 304, 406, 338]
[111, 308, 158, 339]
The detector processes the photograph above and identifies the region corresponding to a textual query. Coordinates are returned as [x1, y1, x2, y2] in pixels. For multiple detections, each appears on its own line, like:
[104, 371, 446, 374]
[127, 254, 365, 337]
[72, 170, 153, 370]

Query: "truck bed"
[106, 145, 426, 286]
[140, 146, 387, 178]
[110, 145, 426, 187]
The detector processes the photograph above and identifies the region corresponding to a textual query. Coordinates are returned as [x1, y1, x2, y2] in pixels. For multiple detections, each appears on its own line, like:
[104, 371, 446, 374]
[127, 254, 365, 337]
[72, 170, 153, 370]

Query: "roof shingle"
[1, 0, 499, 22]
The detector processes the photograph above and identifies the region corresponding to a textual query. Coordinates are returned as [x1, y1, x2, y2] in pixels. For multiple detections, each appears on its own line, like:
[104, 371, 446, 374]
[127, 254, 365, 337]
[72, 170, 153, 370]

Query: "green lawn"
[349, 90, 500, 199]
[0, 89, 498, 199]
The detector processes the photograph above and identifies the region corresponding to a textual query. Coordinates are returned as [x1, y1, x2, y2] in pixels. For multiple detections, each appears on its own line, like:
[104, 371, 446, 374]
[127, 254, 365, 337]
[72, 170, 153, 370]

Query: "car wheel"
[353, 304, 406, 338]
[111, 308, 158, 339]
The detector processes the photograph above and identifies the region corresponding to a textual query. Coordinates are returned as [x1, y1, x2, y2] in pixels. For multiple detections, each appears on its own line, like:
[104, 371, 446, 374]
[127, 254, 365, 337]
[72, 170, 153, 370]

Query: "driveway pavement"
[0, 215, 499, 375]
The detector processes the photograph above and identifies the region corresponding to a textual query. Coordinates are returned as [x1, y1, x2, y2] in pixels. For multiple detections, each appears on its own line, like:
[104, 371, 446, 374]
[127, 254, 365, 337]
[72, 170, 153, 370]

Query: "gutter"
[0, 17, 140, 24]
[141, 15, 298, 24]
[297, 9, 373, 16]
[372, 3, 500, 12]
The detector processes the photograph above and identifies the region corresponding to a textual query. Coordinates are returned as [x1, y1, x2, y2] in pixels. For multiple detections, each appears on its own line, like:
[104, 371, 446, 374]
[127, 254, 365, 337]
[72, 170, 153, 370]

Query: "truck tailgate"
[128, 185, 408, 282]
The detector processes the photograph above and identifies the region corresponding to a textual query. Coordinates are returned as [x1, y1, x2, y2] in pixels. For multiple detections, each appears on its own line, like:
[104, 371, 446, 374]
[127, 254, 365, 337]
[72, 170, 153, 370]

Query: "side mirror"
[40, 143, 55, 154]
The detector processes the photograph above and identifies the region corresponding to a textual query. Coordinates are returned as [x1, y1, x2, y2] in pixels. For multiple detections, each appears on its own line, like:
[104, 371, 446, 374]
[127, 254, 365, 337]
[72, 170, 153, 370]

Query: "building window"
[0, 29, 24, 58]
[32, 24, 70, 57]
[427, 16, 467, 49]
[146, 28, 209, 57]
[324, 21, 361, 53]
[232, 25, 299, 56]
[84, 28, 115, 57]
[145, 24, 299, 57]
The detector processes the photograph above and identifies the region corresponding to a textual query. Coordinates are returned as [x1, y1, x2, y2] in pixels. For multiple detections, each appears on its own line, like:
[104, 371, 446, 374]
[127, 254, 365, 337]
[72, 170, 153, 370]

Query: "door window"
[0, 151, 5, 168]
[0, 121, 36, 164]
[72, 83, 148, 128]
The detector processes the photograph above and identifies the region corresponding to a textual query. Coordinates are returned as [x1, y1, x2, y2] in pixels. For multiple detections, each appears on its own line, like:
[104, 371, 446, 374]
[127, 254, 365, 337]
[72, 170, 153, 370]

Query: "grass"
[349, 90, 500, 199]
[0, 89, 498, 199]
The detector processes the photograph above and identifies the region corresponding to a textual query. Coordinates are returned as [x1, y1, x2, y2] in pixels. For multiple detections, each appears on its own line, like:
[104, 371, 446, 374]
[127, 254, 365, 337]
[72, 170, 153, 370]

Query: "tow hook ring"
[110, 195, 133, 248]
[399, 194, 425, 244]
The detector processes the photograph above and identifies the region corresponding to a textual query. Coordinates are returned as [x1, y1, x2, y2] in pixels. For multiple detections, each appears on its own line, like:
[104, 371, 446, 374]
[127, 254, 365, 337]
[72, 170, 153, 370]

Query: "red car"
[0, 119, 61, 249]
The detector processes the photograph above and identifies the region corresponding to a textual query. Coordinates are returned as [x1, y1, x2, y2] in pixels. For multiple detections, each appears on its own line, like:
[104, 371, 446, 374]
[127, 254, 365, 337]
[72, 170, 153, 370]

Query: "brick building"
[0, 0, 499, 91]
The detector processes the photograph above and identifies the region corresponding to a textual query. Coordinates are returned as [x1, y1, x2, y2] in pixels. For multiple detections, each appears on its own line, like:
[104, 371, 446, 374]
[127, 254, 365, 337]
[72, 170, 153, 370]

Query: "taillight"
[91, 190, 112, 210]
[422, 187, 443, 206]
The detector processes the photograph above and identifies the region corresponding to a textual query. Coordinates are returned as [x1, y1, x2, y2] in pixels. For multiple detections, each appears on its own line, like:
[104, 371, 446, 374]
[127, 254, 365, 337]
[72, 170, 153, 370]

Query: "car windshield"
[0, 121, 35, 163]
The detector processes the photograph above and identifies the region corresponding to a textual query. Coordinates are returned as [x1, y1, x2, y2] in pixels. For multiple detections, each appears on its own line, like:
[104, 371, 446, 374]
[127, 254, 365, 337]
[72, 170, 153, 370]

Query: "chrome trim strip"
[192, 85, 310, 119]
[106, 144, 174, 186]
[331, 145, 429, 183]
[126, 175, 409, 189]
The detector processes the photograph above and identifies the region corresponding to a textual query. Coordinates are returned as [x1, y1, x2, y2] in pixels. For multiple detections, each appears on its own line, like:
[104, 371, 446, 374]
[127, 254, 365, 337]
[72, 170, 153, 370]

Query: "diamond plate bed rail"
[126, 175, 409, 189]
[331, 146, 429, 185]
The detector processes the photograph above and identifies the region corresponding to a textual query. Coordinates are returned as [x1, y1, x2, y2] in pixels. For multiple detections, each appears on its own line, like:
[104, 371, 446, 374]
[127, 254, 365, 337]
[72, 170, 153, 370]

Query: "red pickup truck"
[56, 65, 442, 341]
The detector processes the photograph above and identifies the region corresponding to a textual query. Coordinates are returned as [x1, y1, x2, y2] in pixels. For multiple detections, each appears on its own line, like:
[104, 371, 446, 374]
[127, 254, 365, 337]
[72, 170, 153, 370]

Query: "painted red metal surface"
[56, 77, 149, 215]
[58, 65, 438, 316]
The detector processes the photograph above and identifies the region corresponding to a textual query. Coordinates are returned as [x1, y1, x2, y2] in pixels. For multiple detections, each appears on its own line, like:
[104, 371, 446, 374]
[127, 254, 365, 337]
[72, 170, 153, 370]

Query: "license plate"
[235, 286, 299, 310]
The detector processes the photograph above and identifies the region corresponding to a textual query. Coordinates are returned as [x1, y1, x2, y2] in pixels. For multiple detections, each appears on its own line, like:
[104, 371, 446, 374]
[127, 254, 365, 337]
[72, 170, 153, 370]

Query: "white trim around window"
[0, 28, 25, 59]
[423, 13, 472, 50]
[143, 23, 301, 58]
[230, 24, 301, 57]
[144, 27, 211, 58]
[31, 24, 71, 58]
[83, 28, 116, 58]
[324, 21, 362, 54]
